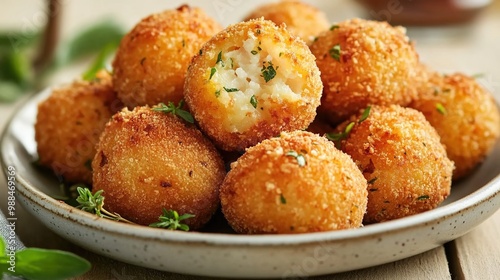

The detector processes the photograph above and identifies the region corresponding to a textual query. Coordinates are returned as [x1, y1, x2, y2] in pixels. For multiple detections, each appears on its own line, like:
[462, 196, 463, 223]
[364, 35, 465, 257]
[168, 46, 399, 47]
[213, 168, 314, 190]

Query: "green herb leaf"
[82, 42, 116, 81]
[209, 67, 216, 80]
[149, 209, 195, 231]
[280, 193, 287, 204]
[330, 25, 339, 31]
[250, 95, 258, 108]
[436, 103, 447, 115]
[216, 51, 224, 66]
[223, 87, 239, 92]
[329, 44, 341, 61]
[368, 177, 378, 184]
[251, 50, 258, 55]
[0, 51, 32, 87]
[261, 61, 277, 82]
[417, 195, 430, 201]
[359, 106, 371, 123]
[55, 20, 125, 67]
[215, 89, 221, 97]
[12, 248, 91, 280]
[326, 121, 355, 147]
[153, 100, 194, 123]
[285, 150, 306, 167]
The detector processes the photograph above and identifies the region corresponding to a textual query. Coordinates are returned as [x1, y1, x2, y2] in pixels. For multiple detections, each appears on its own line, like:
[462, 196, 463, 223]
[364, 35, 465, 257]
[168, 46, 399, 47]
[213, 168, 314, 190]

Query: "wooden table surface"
[1, 1, 499, 279]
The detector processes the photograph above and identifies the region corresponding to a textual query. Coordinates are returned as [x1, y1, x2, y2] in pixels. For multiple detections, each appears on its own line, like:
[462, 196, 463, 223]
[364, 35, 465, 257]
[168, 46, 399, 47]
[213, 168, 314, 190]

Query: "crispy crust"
[336, 105, 454, 223]
[220, 131, 367, 234]
[92, 106, 226, 229]
[244, 0, 330, 44]
[112, 5, 222, 108]
[184, 18, 322, 151]
[35, 72, 121, 184]
[410, 72, 500, 180]
[309, 18, 421, 125]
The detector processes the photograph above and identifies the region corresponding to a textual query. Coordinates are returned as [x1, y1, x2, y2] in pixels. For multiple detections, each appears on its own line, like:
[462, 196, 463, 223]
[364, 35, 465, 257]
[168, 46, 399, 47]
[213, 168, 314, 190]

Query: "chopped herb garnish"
[230, 58, 234, 68]
[209, 67, 216, 80]
[280, 193, 287, 204]
[149, 208, 195, 231]
[329, 44, 341, 61]
[216, 51, 224, 66]
[436, 103, 447, 115]
[326, 121, 355, 147]
[257, 46, 262, 51]
[279, 52, 283, 57]
[256, 29, 261, 35]
[286, 150, 306, 167]
[417, 195, 430, 201]
[368, 177, 378, 184]
[75, 186, 134, 224]
[261, 61, 277, 82]
[359, 106, 371, 123]
[224, 87, 239, 92]
[250, 95, 258, 108]
[152, 100, 194, 123]
[215, 89, 221, 97]
[330, 24, 339, 31]
[251, 50, 258, 55]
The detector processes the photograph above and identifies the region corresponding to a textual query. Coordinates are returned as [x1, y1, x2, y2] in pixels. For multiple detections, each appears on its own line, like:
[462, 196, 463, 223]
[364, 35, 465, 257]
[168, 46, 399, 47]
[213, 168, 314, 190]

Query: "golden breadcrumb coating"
[35, 72, 121, 184]
[184, 18, 323, 151]
[335, 105, 453, 224]
[112, 5, 222, 108]
[220, 131, 367, 234]
[244, 0, 330, 44]
[410, 72, 500, 180]
[92, 106, 226, 229]
[309, 18, 421, 125]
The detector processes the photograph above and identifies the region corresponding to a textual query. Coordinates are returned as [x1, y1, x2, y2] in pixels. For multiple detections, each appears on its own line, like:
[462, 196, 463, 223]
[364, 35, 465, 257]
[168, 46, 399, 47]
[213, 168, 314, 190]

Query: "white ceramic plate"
[2, 88, 500, 278]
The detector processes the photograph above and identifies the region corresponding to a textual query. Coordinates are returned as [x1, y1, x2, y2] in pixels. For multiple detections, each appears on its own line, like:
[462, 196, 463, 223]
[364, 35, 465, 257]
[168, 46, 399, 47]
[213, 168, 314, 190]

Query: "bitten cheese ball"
[184, 19, 323, 151]
[410, 72, 500, 180]
[244, 0, 330, 44]
[35, 72, 122, 184]
[220, 131, 368, 234]
[334, 105, 454, 224]
[112, 5, 222, 108]
[309, 18, 421, 125]
[92, 106, 226, 230]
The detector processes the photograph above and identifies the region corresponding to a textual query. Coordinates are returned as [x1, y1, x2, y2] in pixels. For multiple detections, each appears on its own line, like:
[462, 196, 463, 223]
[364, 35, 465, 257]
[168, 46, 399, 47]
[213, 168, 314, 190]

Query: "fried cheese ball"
[35, 72, 121, 184]
[220, 131, 368, 234]
[309, 18, 421, 125]
[112, 5, 222, 108]
[92, 106, 225, 229]
[410, 72, 500, 180]
[244, 0, 330, 44]
[184, 19, 323, 151]
[335, 105, 454, 224]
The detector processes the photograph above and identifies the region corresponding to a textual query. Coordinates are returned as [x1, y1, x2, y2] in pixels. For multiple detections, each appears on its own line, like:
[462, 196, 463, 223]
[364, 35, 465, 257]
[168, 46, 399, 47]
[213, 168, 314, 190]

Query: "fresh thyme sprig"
[75, 186, 135, 224]
[149, 209, 195, 231]
[152, 100, 194, 123]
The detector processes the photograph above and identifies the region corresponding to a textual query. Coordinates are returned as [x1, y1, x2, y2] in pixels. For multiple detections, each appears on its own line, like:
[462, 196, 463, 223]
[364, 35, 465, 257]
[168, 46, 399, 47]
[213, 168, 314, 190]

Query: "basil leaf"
[55, 19, 125, 67]
[14, 248, 90, 280]
[82, 42, 117, 81]
[0, 51, 32, 87]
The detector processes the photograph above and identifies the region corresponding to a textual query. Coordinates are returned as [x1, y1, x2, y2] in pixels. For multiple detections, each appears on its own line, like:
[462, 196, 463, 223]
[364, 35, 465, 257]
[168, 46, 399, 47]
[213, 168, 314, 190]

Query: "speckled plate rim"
[2, 88, 500, 247]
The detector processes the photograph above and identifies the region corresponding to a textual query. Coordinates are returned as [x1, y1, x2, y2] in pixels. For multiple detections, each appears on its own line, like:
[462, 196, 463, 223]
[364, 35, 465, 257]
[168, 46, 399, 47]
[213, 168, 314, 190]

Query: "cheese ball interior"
[309, 18, 421, 125]
[220, 131, 368, 234]
[410, 72, 500, 180]
[35, 72, 121, 184]
[184, 19, 323, 151]
[244, 0, 330, 45]
[336, 105, 454, 224]
[92, 106, 226, 229]
[112, 5, 222, 108]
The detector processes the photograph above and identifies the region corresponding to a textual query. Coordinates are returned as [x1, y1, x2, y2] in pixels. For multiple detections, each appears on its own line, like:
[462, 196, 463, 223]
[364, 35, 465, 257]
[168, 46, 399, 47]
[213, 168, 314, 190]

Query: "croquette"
[184, 18, 323, 151]
[333, 105, 454, 224]
[92, 106, 226, 229]
[309, 18, 421, 125]
[112, 5, 222, 108]
[220, 131, 368, 234]
[244, 0, 330, 45]
[410, 72, 500, 180]
[35, 72, 122, 184]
